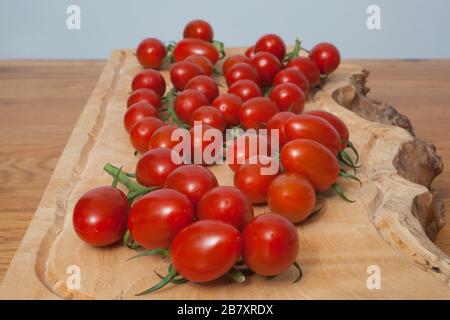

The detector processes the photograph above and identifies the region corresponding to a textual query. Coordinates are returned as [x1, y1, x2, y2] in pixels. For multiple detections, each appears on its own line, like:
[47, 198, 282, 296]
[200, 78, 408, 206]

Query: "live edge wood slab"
[0, 49, 449, 299]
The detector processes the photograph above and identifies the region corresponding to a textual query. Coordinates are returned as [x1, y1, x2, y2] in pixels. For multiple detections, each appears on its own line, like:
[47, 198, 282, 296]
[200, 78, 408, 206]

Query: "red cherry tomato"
[197, 186, 254, 230]
[281, 139, 339, 191]
[268, 173, 316, 223]
[190, 106, 226, 132]
[309, 42, 341, 75]
[173, 38, 220, 64]
[185, 54, 213, 76]
[135, 148, 182, 187]
[245, 46, 256, 59]
[267, 111, 296, 147]
[269, 83, 305, 114]
[226, 133, 271, 172]
[305, 110, 349, 149]
[129, 117, 164, 153]
[73, 186, 129, 246]
[127, 88, 162, 109]
[189, 124, 222, 165]
[273, 68, 309, 96]
[183, 19, 214, 42]
[284, 114, 341, 155]
[243, 213, 298, 276]
[254, 34, 286, 61]
[286, 57, 321, 86]
[239, 97, 279, 130]
[185, 75, 219, 102]
[124, 102, 157, 133]
[131, 69, 166, 97]
[227, 79, 262, 102]
[149, 124, 180, 150]
[222, 54, 250, 76]
[250, 52, 282, 87]
[165, 164, 218, 207]
[136, 37, 166, 69]
[174, 89, 209, 122]
[128, 189, 194, 249]
[212, 93, 242, 127]
[170, 61, 204, 91]
[225, 63, 261, 87]
[171, 220, 242, 283]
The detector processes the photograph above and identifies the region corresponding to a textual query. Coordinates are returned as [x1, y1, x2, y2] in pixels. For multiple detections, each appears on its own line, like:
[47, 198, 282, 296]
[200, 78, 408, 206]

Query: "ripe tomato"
[225, 63, 261, 87]
[127, 88, 162, 109]
[269, 83, 305, 114]
[73, 186, 129, 246]
[129, 117, 164, 153]
[284, 114, 341, 155]
[189, 124, 222, 165]
[171, 220, 242, 283]
[227, 79, 262, 102]
[136, 37, 166, 69]
[222, 54, 250, 76]
[273, 68, 309, 96]
[183, 19, 214, 42]
[243, 213, 298, 276]
[309, 42, 341, 75]
[190, 106, 226, 132]
[170, 61, 204, 91]
[135, 148, 182, 187]
[165, 164, 218, 207]
[185, 54, 213, 76]
[131, 69, 166, 97]
[245, 46, 256, 58]
[286, 57, 321, 86]
[306, 110, 349, 149]
[123, 102, 157, 133]
[128, 189, 194, 249]
[174, 89, 209, 122]
[226, 133, 271, 172]
[197, 186, 254, 230]
[281, 139, 339, 191]
[239, 97, 279, 129]
[234, 156, 279, 204]
[254, 34, 286, 61]
[212, 93, 242, 127]
[267, 111, 296, 147]
[250, 52, 282, 87]
[173, 38, 220, 64]
[185, 75, 219, 102]
[268, 173, 316, 223]
[149, 124, 180, 150]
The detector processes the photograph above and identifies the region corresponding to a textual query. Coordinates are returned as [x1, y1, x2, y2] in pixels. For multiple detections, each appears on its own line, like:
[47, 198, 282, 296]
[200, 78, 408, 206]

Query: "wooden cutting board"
[0, 48, 448, 299]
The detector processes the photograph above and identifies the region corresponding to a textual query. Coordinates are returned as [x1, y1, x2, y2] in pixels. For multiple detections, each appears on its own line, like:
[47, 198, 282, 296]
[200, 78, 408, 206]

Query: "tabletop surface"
[0, 59, 449, 283]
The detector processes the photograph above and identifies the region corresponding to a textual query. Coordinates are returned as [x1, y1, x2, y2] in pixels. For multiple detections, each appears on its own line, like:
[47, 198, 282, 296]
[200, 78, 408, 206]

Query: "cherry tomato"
[136, 37, 166, 69]
[165, 164, 218, 207]
[234, 156, 279, 204]
[305, 110, 349, 149]
[131, 69, 166, 97]
[281, 139, 339, 191]
[309, 42, 341, 75]
[269, 83, 305, 114]
[189, 124, 222, 165]
[173, 38, 220, 64]
[268, 173, 316, 223]
[127, 88, 162, 109]
[226, 133, 271, 172]
[245, 46, 256, 59]
[149, 124, 180, 150]
[267, 111, 296, 147]
[129, 117, 164, 153]
[73, 186, 129, 246]
[254, 34, 286, 61]
[170, 61, 204, 91]
[222, 54, 250, 76]
[171, 220, 242, 283]
[284, 114, 341, 155]
[286, 57, 321, 86]
[250, 52, 282, 87]
[227, 79, 262, 102]
[225, 63, 261, 87]
[135, 148, 182, 187]
[183, 19, 214, 42]
[174, 89, 209, 122]
[185, 75, 219, 102]
[197, 186, 254, 230]
[128, 189, 194, 249]
[185, 54, 213, 76]
[239, 97, 279, 129]
[190, 105, 226, 132]
[243, 213, 298, 276]
[273, 67, 309, 96]
[124, 102, 157, 133]
[212, 93, 242, 127]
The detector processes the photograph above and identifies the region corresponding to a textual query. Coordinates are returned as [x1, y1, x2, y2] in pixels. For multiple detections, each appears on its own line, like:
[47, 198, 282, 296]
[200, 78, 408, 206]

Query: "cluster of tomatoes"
[73, 19, 358, 295]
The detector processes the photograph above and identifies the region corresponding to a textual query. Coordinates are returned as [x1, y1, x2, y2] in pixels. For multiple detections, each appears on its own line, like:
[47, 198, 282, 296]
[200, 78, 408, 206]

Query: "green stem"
[332, 183, 355, 203]
[283, 38, 302, 62]
[164, 87, 189, 129]
[226, 267, 246, 283]
[136, 264, 178, 296]
[292, 261, 303, 283]
[123, 230, 140, 250]
[127, 248, 170, 261]
[212, 40, 226, 59]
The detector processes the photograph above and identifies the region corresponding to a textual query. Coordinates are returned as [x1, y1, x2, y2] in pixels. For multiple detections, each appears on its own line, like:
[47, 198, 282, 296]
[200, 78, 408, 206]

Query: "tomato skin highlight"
[222, 54, 250, 76]
[171, 220, 243, 283]
[170, 61, 204, 91]
[286, 57, 321, 86]
[212, 93, 242, 127]
[183, 19, 214, 42]
[309, 42, 341, 75]
[173, 38, 220, 64]
[128, 189, 194, 249]
[239, 97, 279, 129]
[185, 54, 213, 76]
[185, 75, 219, 103]
[269, 83, 305, 114]
[136, 37, 166, 69]
[135, 148, 182, 187]
[245, 46, 256, 59]
[129, 117, 164, 153]
[124, 102, 157, 133]
[225, 63, 261, 87]
[305, 110, 350, 149]
[189, 105, 226, 132]
[243, 213, 298, 276]
[267, 111, 296, 147]
[227, 79, 262, 102]
[127, 88, 162, 109]
[273, 67, 310, 96]
[131, 70, 166, 97]
[254, 34, 286, 61]
[174, 89, 209, 123]
[250, 51, 282, 87]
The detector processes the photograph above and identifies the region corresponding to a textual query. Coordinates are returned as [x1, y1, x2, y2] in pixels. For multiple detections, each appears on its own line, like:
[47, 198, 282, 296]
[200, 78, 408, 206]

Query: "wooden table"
[0, 59, 449, 284]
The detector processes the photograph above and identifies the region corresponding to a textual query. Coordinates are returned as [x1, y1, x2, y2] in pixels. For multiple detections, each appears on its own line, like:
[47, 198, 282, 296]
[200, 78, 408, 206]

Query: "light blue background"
[1, 0, 449, 59]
